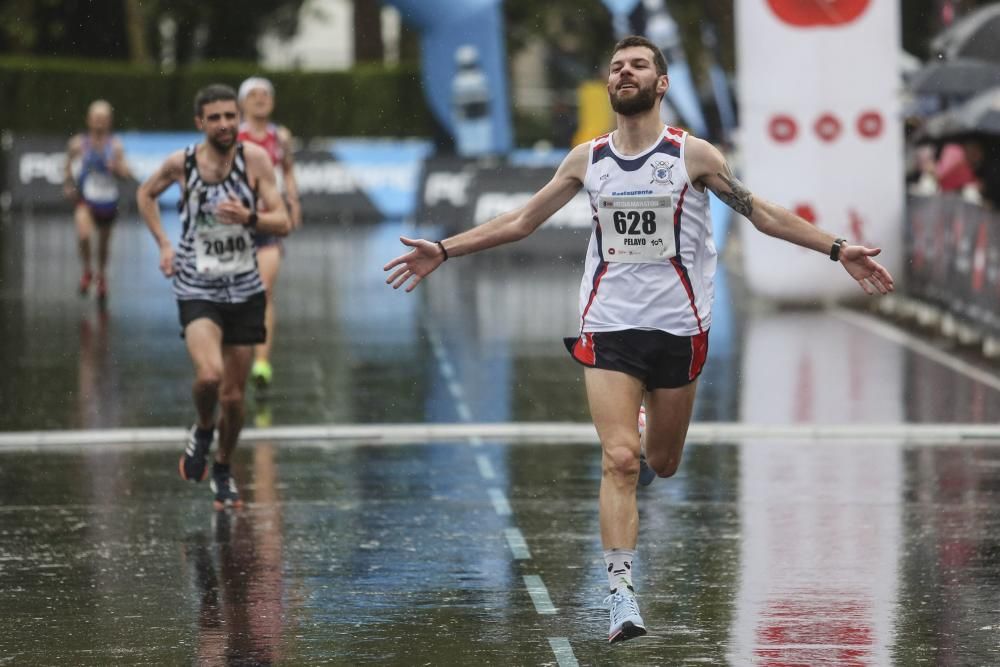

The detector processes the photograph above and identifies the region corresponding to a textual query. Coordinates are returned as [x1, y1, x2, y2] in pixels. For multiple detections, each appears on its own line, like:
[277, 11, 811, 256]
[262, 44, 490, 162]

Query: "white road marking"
[488, 488, 511, 516]
[547, 638, 579, 667]
[476, 454, 496, 480]
[523, 575, 557, 615]
[504, 527, 531, 560]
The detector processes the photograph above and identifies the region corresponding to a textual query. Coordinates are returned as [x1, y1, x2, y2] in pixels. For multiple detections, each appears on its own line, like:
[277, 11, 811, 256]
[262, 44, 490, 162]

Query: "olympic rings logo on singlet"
[597, 194, 676, 263]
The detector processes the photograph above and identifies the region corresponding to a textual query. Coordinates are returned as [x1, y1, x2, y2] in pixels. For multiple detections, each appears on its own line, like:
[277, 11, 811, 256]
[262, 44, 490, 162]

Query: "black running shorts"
[177, 293, 266, 346]
[563, 328, 709, 390]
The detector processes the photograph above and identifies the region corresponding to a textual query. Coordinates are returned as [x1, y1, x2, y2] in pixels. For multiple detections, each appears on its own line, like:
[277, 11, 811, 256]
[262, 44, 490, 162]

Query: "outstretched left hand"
[839, 245, 894, 295]
[383, 236, 447, 292]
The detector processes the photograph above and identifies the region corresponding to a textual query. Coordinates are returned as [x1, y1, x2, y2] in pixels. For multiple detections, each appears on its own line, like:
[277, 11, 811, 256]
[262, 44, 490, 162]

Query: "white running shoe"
[603, 590, 647, 643]
[637, 406, 656, 487]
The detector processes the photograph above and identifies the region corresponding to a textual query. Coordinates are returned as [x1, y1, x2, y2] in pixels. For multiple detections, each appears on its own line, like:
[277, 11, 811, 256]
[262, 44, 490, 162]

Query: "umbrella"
[952, 87, 1000, 136]
[919, 87, 1000, 141]
[910, 58, 1000, 98]
[931, 4, 1000, 63]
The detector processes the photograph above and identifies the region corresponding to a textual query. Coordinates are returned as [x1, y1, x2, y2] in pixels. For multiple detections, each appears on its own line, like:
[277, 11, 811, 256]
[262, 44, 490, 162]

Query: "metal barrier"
[906, 194, 1000, 339]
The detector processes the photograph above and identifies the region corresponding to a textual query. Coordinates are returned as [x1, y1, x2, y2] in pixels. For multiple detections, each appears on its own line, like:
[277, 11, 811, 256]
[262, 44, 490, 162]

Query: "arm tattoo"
[711, 163, 754, 217]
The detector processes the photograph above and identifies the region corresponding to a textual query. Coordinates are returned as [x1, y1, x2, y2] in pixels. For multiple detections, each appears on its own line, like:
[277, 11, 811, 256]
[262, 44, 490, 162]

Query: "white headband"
[238, 77, 274, 102]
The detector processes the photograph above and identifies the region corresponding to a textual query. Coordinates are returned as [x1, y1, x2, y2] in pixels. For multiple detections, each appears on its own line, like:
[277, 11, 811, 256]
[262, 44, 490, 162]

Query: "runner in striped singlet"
[136, 84, 290, 511]
[384, 36, 895, 643]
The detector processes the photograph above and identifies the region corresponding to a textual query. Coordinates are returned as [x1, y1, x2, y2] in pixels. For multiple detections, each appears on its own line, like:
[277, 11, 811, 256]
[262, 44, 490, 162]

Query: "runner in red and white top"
[383, 35, 894, 644]
[236, 77, 301, 404]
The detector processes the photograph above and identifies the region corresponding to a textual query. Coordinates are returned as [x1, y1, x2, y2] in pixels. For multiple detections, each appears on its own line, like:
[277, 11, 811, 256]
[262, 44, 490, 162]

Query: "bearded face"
[197, 101, 239, 153]
[207, 127, 237, 152]
[609, 75, 660, 116]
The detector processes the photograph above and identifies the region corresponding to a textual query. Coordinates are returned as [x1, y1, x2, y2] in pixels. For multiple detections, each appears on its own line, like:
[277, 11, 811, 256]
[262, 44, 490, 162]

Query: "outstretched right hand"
[159, 244, 176, 277]
[383, 236, 446, 292]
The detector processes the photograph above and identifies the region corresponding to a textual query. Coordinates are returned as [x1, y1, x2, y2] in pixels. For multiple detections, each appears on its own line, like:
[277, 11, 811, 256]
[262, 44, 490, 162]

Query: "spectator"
[961, 135, 1000, 209]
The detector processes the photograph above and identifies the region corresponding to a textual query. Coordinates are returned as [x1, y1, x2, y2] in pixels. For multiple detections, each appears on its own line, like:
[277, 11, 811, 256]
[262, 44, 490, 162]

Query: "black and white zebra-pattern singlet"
[173, 143, 264, 303]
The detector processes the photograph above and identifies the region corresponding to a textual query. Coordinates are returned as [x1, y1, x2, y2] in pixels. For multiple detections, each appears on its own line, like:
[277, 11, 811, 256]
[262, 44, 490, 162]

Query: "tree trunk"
[124, 0, 150, 63]
[353, 0, 384, 63]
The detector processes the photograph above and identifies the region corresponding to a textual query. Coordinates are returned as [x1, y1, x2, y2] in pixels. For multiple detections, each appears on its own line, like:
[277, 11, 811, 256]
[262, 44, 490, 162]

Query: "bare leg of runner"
[75, 205, 95, 293]
[185, 320, 225, 429]
[584, 366, 650, 642]
[252, 245, 281, 389]
[96, 223, 113, 299]
[642, 380, 698, 478]
[217, 344, 253, 464]
[179, 319, 224, 482]
[585, 367, 646, 550]
[212, 344, 253, 509]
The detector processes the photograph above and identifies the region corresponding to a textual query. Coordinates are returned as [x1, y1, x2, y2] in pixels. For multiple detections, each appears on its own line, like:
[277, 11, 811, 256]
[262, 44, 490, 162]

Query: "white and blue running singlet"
[75, 136, 119, 216]
[577, 125, 716, 337]
[173, 143, 264, 303]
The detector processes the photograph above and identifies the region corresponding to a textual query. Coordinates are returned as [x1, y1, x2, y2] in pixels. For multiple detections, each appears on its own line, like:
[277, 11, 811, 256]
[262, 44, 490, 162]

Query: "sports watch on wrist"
[829, 238, 847, 261]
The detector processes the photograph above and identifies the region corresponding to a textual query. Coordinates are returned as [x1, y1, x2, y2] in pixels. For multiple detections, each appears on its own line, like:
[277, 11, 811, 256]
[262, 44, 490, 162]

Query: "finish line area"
[4, 421, 1000, 450]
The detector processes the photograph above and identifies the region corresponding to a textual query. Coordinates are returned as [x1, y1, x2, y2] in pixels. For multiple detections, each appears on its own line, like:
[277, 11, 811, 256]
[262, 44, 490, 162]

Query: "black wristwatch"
[829, 238, 847, 261]
[245, 212, 258, 229]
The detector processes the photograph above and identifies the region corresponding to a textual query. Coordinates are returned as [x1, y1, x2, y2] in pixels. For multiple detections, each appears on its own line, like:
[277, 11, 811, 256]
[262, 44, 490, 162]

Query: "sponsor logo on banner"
[766, 0, 871, 27]
[424, 171, 472, 207]
[19, 151, 65, 185]
[416, 156, 477, 229]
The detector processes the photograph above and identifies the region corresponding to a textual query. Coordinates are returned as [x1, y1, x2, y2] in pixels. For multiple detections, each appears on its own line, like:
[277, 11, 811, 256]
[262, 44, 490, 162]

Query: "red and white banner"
[736, 0, 903, 299]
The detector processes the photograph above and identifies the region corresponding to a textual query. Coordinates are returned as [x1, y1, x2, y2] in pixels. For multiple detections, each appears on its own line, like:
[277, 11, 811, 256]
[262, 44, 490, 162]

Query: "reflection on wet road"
[2, 216, 1000, 663]
[3, 439, 1000, 664]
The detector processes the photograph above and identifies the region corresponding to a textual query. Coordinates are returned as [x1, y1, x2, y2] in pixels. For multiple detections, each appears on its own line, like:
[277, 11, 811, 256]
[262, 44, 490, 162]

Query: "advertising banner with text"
[2, 133, 430, 223]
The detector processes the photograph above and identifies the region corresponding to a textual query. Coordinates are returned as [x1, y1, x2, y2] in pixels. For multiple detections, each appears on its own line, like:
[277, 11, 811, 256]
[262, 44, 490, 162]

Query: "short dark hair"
[194, 84, 238, 117]
[612, 36, 668, 77]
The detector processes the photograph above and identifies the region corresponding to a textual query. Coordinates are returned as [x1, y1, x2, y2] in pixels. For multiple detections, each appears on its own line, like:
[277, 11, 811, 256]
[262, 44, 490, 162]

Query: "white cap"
[238, 77, 274, 102]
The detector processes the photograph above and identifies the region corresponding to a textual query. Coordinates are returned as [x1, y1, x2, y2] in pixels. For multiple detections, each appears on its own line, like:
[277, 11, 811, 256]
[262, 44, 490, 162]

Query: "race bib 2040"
[194, 215, 255, 276]
[597, 194, 675, 263]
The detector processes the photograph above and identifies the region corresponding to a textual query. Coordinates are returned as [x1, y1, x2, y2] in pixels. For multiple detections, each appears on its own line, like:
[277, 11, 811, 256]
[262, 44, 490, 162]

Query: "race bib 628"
[597, 195, 675, 263]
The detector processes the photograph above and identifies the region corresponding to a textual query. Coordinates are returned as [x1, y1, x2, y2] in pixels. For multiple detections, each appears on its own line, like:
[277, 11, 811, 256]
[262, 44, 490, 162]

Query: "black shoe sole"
[609, 621, 647, 643]
[178, 455, 209, 482]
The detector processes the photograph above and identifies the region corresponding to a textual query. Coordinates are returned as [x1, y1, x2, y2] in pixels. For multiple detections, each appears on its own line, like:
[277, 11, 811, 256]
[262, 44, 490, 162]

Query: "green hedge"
[0, 57, 433, 138]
